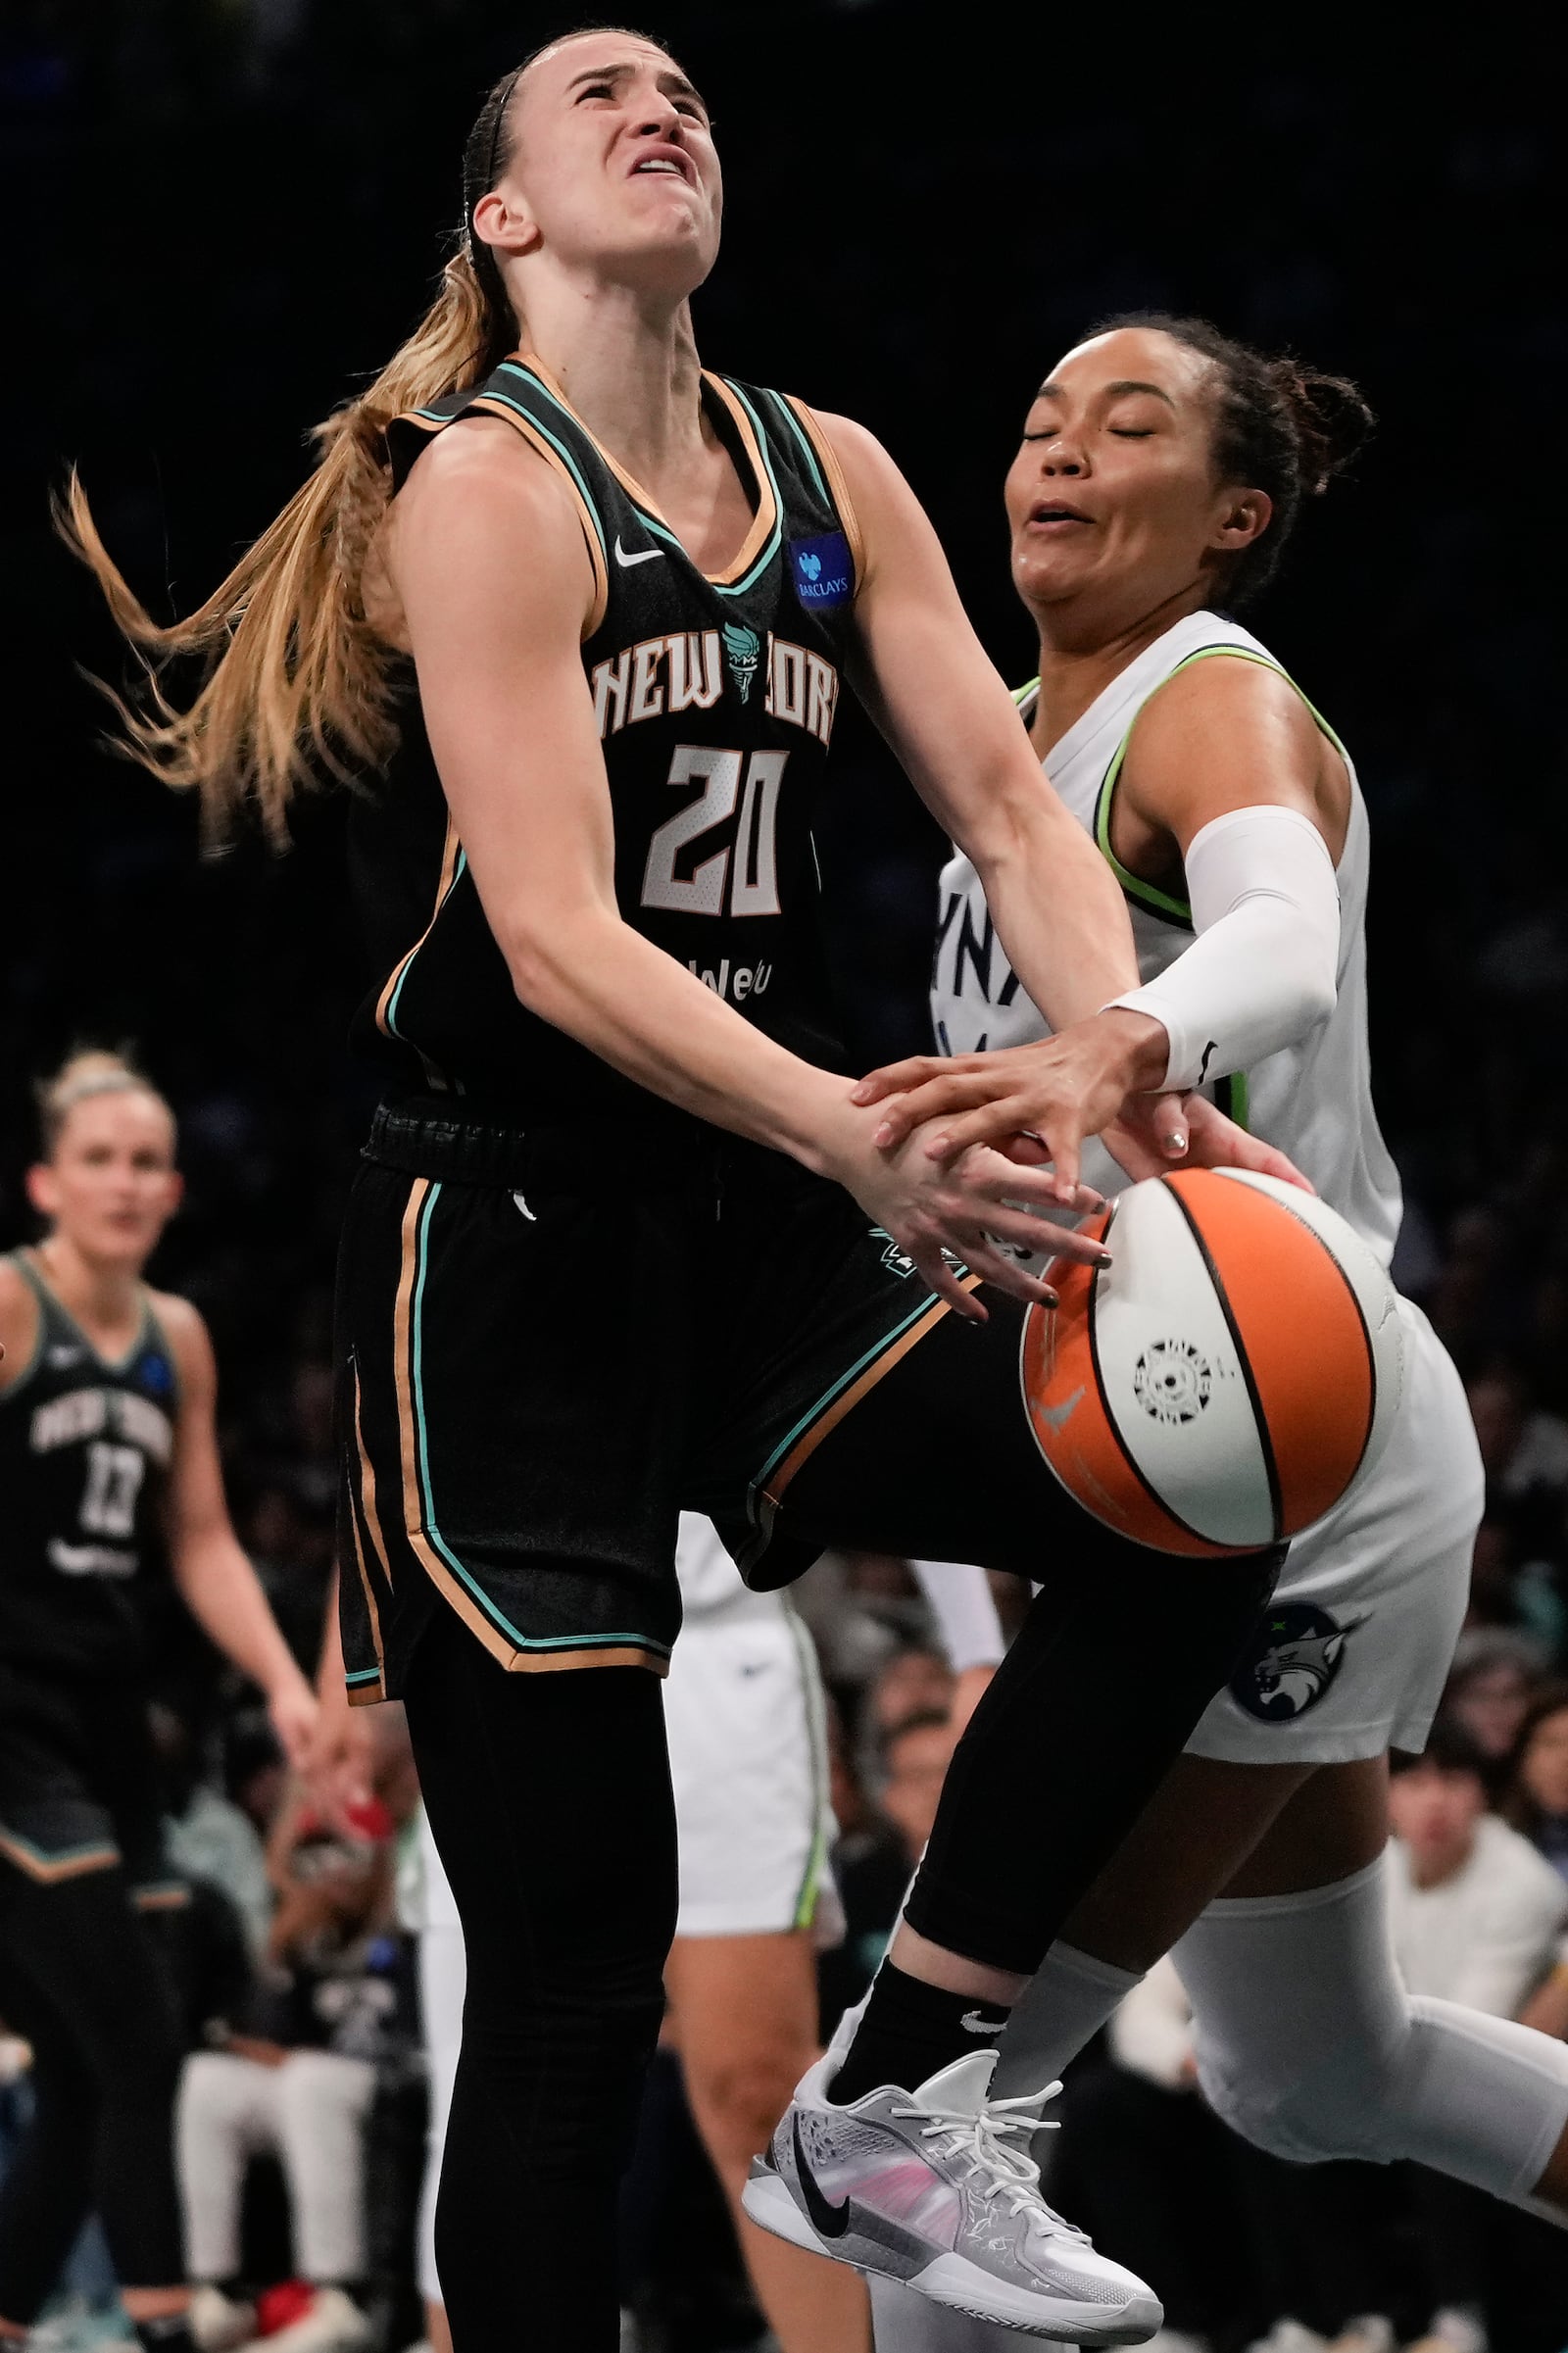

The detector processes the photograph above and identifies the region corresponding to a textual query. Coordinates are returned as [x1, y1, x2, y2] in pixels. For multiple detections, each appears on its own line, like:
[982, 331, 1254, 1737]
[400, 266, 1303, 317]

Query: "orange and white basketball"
[1020, 1167, 1403, 1556]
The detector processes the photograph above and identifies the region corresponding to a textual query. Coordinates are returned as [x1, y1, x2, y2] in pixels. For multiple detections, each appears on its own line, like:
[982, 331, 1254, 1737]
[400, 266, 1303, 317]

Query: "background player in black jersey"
[0, 1051, 318, 2352]
[63, 29, 1311, 2348]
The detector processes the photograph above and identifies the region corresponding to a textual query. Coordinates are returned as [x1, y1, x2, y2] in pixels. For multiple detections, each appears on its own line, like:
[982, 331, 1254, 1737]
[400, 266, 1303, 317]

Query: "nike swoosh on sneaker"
[613, 535, 664, 567]
[792, 2116, 850, 2239]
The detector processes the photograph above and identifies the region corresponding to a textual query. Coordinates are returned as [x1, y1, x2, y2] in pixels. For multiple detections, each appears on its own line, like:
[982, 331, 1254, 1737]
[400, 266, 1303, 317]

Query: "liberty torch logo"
[723, 622, 761, 703]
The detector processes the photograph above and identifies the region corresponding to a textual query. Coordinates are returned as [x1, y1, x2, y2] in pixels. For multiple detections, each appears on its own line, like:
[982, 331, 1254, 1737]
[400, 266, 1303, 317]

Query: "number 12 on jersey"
[641, 747, 787, 919]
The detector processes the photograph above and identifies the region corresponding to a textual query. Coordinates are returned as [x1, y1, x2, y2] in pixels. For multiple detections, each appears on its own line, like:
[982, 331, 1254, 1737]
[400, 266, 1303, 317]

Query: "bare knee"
[684, 2042, 808, 2173]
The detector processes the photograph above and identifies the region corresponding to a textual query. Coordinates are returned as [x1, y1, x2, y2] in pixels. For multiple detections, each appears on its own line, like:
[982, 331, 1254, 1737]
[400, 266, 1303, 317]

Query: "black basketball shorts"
[337, 1101, 965, 1700]
[0, 1662, 182, 1905]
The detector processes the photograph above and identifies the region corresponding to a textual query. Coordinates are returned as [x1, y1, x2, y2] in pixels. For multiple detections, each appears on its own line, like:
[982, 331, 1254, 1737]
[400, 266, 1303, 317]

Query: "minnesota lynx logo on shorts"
[1230, 1601, 1362, 1722]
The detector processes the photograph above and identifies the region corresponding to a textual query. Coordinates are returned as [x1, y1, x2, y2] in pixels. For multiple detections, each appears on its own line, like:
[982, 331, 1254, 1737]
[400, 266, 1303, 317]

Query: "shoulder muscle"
[1124, 653, 1348, 860]
[386, 416, 598, 644]
[151, 1292, 216, 1405]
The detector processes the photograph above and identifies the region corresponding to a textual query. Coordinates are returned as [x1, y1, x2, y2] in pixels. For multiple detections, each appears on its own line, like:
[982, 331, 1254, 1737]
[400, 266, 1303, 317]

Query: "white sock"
[993, 1937, 1143, 2095]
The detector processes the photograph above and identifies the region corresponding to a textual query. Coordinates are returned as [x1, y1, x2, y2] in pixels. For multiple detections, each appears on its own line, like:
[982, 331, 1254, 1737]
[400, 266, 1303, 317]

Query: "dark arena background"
[4, 4, 1568, 2349]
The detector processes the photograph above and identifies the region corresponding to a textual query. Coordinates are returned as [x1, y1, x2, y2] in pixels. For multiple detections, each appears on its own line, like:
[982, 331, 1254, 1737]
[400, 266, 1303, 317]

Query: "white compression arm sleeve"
[1104, 804, 1342, 1092]
[909, 1560, 1006, 1672]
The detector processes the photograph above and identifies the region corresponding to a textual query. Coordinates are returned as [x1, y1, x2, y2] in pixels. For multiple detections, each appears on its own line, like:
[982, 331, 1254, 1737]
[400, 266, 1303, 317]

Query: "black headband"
[465, 67, 523, 295]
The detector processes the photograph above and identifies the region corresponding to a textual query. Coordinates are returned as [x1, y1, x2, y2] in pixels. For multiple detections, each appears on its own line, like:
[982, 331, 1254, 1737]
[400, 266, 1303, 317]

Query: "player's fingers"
[918, 1100, 1042, 1160]
[908, 1240, 988, 1321]
[959, 1202, 1106, 1266]
[958, 1240, 1058, 1310]
[1236, 1132, 1316, 1193]
[870, 1074, 1001, 1152]
[851, 1054, 954, 1106]
[1155, 1093, 1189, 1156]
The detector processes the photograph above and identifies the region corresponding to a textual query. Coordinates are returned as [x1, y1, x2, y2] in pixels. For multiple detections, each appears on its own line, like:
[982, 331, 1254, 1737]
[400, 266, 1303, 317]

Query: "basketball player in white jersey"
[395, 1516, 1007, 2353]
[820, 317, 1568, 2344]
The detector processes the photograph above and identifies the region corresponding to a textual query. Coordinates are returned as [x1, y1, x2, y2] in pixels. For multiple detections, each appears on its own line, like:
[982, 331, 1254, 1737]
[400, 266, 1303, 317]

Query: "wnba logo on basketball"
[1132, 1340, 1212, 1425]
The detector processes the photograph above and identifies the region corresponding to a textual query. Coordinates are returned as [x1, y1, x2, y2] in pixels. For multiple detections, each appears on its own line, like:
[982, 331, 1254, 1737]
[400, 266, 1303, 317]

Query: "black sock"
[134, 2319, 197, 2351]
[828, 1962, 1012, 2105]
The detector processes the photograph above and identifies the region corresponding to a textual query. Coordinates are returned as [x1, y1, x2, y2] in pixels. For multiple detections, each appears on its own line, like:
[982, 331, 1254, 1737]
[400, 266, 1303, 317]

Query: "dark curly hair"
[1090, 313, 1376, 606]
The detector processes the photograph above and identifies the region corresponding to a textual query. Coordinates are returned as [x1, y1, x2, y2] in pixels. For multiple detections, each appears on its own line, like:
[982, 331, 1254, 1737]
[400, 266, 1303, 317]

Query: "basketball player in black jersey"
[0, 1053, 318, 2352]
[65, 30, 1311, 2346]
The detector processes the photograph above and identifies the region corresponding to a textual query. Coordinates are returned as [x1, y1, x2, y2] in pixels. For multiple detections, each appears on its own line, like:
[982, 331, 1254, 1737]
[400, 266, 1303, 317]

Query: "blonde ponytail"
[59, 248, 511, 843]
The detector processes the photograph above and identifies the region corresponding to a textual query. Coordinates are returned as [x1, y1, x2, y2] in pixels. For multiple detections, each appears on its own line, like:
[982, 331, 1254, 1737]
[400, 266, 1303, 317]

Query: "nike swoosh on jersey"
[792, 2117, 851, 2239]
[613, 535, 664, 568]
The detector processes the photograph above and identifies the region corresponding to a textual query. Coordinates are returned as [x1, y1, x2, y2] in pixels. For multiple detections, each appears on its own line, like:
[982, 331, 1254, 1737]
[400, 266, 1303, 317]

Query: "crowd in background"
[3, 0, 1567, 2348]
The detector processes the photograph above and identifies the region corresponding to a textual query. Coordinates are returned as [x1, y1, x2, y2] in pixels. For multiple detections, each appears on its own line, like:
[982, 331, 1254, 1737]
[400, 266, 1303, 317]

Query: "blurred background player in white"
[401, 1517, 1006, 2353]
[842, 316, 1568, 2343]
[0, 1054, 318, 2353]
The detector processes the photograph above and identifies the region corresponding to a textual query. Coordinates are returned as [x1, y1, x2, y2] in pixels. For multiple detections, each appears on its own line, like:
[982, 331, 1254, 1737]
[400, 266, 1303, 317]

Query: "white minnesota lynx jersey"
[931, 610, 1402, 1265]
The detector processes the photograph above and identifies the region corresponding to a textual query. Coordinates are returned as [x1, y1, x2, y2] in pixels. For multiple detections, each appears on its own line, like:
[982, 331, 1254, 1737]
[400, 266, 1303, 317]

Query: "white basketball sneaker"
[743, 2048, 1162, 2343]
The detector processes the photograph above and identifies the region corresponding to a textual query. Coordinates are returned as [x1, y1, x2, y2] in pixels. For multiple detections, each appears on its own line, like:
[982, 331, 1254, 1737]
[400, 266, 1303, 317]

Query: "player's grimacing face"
[27, 1094, 182, 1268]
[1005, 328, 1263, 617]
[495, 35, 721, 289]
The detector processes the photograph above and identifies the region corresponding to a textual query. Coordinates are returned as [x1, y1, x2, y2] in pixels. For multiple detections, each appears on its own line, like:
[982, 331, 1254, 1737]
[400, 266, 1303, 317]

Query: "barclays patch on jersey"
[1229, 1600, 1362, 1723]
[790, 532, 854, 613]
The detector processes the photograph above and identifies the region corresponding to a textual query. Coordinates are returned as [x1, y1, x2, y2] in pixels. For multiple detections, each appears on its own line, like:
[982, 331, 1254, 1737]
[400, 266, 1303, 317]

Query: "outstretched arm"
[814, 409, 1176, 1191]
[856, 655, 1341, 1171]
[162, 1298, 318, 1771]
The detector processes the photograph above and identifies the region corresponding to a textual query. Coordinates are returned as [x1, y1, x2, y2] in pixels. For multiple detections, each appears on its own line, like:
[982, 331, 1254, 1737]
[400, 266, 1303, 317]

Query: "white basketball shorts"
[1187, 1299, 1482, 1766]
[663, 1596, 842, 1943]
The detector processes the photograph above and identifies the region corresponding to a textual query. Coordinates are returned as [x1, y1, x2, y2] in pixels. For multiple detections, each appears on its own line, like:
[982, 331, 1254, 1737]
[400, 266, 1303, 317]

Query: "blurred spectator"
[865, 1645, 955, 1740]
[155, 1700, 272, 1960]
[1466, 1364, 1568, 1505]
[1441, 1637, 1542, 1788]
[1387, 1721, 1566, 2013]
[176, 1793, 415, 2353]
[1381, 1725, 1568, 2352]
[1501, 1681, 1568, 1887]
[877, 1708, 958, 1869]
[226, 1716, 289, 1841]
[816, 1695, 910, 2032]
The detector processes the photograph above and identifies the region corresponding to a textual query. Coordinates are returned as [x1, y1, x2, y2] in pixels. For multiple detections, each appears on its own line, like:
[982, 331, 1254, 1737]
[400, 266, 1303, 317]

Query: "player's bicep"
[390, 433, 619, 966]
[1129, 660, 1342, 863]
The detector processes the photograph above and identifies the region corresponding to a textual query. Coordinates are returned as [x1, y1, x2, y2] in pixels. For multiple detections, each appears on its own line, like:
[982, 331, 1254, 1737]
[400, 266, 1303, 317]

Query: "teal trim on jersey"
[409, 1182, 671, 1659]
[488, 368, 614, 563]
[383, 850, 467, 1047]
[344, 1666, 383, 1686]
[10, 1250, 162, 1381]
[786, 1606, 831, 1932]
[760, 386, 831, 510]
[1092, 643, 1348, 935]
[497, 362, 683, 561]
[0, 1820, 120, 1874]
[741, 1286, 946, 1572]
[711, 380, 786, 597]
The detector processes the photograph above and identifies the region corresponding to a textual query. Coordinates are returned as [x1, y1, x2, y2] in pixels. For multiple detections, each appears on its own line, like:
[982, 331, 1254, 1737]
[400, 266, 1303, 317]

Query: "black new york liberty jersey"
[0, 1252, 178, 1681]
[349, 355, 863, 1120]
